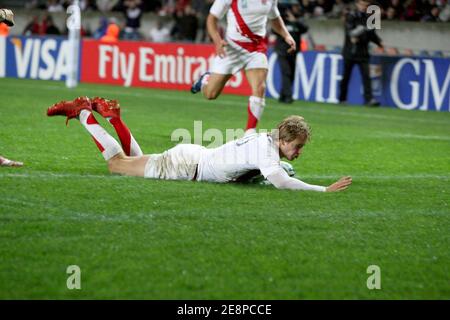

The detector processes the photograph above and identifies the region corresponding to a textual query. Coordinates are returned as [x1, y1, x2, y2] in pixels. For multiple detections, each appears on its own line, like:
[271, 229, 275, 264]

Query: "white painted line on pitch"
[373, 132, 450, 141]
[1, 81, 449, 126]
[0, 197, 154, 223]
[1, 172, 449, 180]
[0, 172, 125, 179]
[0, 196, 446, 225]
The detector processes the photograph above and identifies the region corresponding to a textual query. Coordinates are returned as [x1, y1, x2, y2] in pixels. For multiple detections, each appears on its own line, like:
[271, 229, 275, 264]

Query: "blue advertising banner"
[267, 51, 450, 112]
[0, 36, 74, 81]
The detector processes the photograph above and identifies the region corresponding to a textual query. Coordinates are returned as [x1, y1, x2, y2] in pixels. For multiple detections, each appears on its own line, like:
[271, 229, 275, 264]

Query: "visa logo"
[8, 37, 71, 81]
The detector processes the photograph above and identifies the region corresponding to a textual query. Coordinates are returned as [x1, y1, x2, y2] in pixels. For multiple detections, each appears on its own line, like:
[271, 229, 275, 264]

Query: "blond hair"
[272, 115, 311, 142]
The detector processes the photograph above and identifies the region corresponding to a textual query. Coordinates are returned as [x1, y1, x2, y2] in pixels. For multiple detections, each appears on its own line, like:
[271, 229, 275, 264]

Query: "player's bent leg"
[47, 97, 148, 175]
[107, 153, 151, 177]
[91, 97, 143, 157]
[244, 68, 268, 133]
[202, 73, 233, 100]
[245, 68, 267, 97]
[47, 99, 123, 161]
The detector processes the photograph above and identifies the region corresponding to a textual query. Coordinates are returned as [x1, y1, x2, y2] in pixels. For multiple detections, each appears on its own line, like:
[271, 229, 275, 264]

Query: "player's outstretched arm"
[270, 16, 296, 54]
[325, 176, 352, 192]
[206, 14, 227, 58]
[267, 169, 326, 192]
[267, 169, 352, 192]
[0, 8, 14, 26]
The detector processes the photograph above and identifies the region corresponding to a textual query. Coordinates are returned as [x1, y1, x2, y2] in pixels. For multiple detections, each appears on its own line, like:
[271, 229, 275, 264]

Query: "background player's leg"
[244, 68, 268, 133]
[202, 73, 233, 100]
[278, 54, 293, 103]
[339, 59, 354, 103]
[357, 61, 374, 104]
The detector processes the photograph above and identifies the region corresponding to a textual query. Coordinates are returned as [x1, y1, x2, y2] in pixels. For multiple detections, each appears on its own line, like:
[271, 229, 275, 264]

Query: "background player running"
[191, 0, 297, 135]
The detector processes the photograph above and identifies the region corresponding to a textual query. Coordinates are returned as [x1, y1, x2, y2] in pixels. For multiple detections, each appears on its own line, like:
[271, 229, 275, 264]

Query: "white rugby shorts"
[144, 144, 205, 181]
[211, 40, 268, 75]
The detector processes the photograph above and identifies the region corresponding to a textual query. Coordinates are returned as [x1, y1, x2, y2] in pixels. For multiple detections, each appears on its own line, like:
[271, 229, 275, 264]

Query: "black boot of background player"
[365, 99, 380, 107]
[279, 96, 294, 104]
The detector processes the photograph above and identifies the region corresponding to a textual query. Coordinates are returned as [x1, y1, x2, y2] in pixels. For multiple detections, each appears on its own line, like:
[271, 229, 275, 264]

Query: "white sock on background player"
[245, 96, 265, 134]
[200, 73, 211, 93]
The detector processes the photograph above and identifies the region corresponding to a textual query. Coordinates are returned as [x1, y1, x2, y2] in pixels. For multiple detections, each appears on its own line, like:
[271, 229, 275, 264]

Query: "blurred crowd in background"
[19, 0, 213, 41]
[23, 0, 450, 22]
[8, 0, 448, 41]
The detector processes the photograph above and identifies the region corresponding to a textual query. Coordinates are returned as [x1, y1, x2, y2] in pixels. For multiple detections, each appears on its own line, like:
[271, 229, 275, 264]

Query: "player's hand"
[215, 39, 227, 58]
[0, 8, 14, 27]
[284, 35, 296, 54]
[326, 176, 352, 192]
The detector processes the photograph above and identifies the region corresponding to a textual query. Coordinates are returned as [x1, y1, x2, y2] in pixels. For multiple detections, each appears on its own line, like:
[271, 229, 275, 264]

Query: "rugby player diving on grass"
[46, 97, 352, 192]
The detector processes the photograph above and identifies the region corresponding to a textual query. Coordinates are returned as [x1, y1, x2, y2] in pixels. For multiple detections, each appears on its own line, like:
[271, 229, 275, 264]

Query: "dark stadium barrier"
[1, 36, 449, 112]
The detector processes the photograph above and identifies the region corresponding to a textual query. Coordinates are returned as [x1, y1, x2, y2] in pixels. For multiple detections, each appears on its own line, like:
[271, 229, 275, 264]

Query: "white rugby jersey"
[210, 0, 280, 45]
[197, 133, 281, 183]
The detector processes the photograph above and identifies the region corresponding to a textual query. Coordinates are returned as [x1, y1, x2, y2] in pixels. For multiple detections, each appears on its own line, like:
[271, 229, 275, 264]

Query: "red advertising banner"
[81, 40, 251, 95]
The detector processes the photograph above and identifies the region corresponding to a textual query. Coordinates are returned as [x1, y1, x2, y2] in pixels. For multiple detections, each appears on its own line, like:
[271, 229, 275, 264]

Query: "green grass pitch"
[0, 78, 449, 299]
